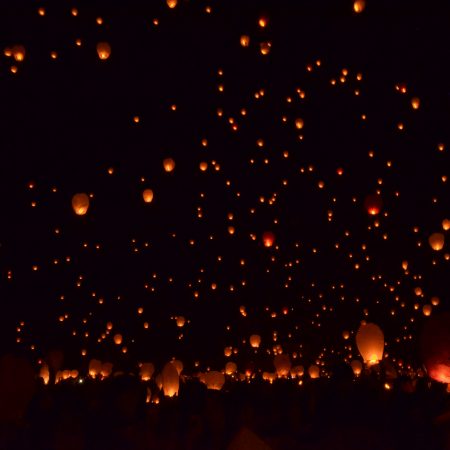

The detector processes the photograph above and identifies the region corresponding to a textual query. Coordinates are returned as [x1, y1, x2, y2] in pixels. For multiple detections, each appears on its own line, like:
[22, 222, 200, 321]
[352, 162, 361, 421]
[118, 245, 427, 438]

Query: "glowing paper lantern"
[411, 97, 420, 110]
[423, 304, 432, 317]
[140, 363, 155, 381]
[356, 322, 384, 365]
[72, 193, 90, 215]
[88, 359, 102, 377]
[420, 312, 450, 384]
[353, 0, 365, 13]
[143, 189, 154, 203]
[12, 45, 26, 62]
[96, 42, 111, 60]
[342, 330, 350, 340]
[162, 362, 179, 397]
[351, 360, 363, 376]
[167, 0, 177, 8]
[290, 365, 304, 378]
[429, 233, 445, 251]
[101, 362, 113, 378]
[39, 364, 50, 385]
[308, 365, 320, 379]
[176, 316, 186, 327]
[224, 347, 233, 357]
[225, 362, 237, 375]
[250, 334, 261, 348]
[113, 334, 123, 345]
[163, 158, 175, 172]
[363, 194, 383, 216]
[274, 354, 291, 377]
[204, 371, 225, 390]
[295, 118, 304, 129]
[262, 231, 275, 247]
[240, 35, 250, 47]
[442, 219, 450, 231]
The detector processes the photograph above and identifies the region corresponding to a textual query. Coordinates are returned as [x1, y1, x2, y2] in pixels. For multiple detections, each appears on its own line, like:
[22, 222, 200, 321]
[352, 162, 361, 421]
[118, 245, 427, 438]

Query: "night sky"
[0, 0, 449, 375]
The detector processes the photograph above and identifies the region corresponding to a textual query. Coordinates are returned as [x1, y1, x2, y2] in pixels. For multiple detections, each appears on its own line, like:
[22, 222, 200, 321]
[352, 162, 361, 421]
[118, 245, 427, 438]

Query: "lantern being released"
[162, 362, 179, 397]
[356, 322, 384, 365]
[363, 194, 383, 216]
[420, 312, 450, 384]
[72, 193, 90, 215]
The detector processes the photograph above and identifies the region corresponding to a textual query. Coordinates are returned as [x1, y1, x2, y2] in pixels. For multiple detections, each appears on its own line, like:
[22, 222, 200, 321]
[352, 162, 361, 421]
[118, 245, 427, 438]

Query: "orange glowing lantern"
[420, 312, 450, 384]
[308, 365, 320, 379]
[204, 371, 225, 390]
[351, 360, 363, 376]
[162, 362, 179, 397]
[250, 334, 261, 348]
[72, 193, 90, 215]
[96, 42, 111, 60]
[163, 158, 175, 172]
[143, 189, 154, 203]
[356, 322, 384, 365]
[363, 194, 383, 216]
[429, 232, 445, 251]
[140, 363, 155, 381]
[225, 362, 237, 375]
[262, 231, 275, 247]
[274, 354, 291, 377]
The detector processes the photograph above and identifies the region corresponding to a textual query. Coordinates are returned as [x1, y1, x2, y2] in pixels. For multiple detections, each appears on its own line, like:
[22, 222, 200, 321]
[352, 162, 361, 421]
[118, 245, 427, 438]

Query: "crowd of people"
[1, 356, 450, 450]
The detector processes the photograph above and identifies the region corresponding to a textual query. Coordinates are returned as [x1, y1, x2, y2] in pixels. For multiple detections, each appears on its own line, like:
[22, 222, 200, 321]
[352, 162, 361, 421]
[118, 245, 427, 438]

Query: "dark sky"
[0, 0, 449, 374]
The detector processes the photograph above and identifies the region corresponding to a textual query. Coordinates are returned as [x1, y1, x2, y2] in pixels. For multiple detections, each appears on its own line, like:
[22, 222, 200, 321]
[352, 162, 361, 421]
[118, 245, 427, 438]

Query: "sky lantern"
[113, 333, 123, 345]
[308, 365, 320, 379]
[167, 0, 177, 8]
[224, 347, 232, 357]
[342, 330, 350, 340]
[290, 365, 304, 378]
[262, 231, 275, 247]
[353, 0, 365, 13]
[420, 312, 450, 384]
[162, 362, 179, 397]
[431, 296, 440, 306]
[204, 371, 225, 390]
[39, 364, 50, 385]
[442, 219, 450, 231]
[101, 362, 113, 378]
[250, 334, 261, 348]
[240, 35, 250, 47]
[12, 45, 26, 62]
[225, 362, 237, 375]
[142, 189, 154, 203]
[176, 316, 186, 327]
[423, 305, 432, 317]
[274, 354, 291, 377]
[356, 322, 384, 365]
[351, 360, 363, 376]
[96, 42, 111, 60]
[429, 232, 445, 251]
[295, 118, 304, 129]
[163, 158, 175, 172]
[88, 359, 102, 377]
[139, 362, 155, 381]
[72, 193, 90, 215]
[363, 194, 383, 216]
[411, 97, 420, 110]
